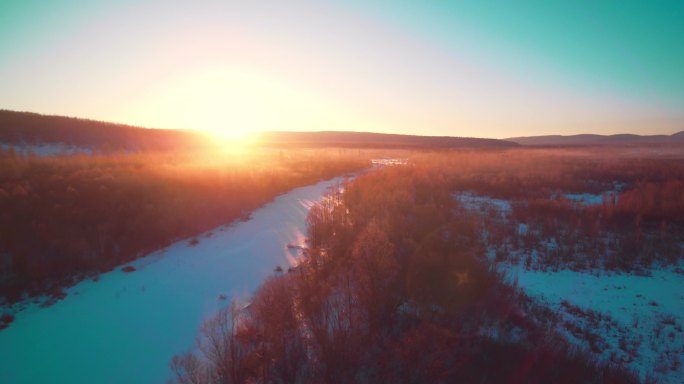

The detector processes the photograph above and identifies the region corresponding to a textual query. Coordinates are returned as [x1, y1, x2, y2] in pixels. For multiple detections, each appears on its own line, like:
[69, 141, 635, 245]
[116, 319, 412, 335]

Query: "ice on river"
[0, 176, 345, 384]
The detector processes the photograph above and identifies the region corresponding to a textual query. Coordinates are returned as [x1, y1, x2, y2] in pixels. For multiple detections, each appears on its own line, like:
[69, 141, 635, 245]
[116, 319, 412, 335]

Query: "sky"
[0, 0, 682, 139]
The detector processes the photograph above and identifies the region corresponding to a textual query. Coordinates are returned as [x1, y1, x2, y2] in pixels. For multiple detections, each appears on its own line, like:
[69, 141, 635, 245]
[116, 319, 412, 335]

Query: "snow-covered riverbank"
[0, 176, 347, 384]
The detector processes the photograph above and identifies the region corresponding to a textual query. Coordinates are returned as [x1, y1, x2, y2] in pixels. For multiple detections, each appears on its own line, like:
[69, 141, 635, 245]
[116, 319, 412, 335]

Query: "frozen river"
[0, 176, 346, 383]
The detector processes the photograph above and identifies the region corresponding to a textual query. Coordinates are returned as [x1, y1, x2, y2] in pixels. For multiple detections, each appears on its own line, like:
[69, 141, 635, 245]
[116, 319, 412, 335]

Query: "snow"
[453, 190, 684, 382]
[1, 142, 93, 156]
[561, 183, 623, 206]
[562, 192, 605, 205]
[0, 176, 347, 384]
[371, 158, 407, 167]
[454, 192, 511, 219]
[504, 264, 684, 383]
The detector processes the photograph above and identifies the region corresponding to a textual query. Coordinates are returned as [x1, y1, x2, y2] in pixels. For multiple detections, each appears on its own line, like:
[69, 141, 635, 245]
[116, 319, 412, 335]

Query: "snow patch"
[454, 192, 511, 214]
[562, 192, 605, 205]
[371, 158, 407, 167]
[503, 263, 684, 383]
[1, 142, 92, 156]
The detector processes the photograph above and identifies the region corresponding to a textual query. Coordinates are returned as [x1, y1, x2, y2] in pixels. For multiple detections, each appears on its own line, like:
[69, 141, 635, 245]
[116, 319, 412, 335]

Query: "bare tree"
[171, 301, 252, 384]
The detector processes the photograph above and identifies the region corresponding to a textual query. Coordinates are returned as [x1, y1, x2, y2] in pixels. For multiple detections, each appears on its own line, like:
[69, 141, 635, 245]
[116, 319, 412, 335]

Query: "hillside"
[257, 130, 519, 148]
[508, 132, 684, 146]
[0, 110, 207, 152]
[1, 110, 519, 153]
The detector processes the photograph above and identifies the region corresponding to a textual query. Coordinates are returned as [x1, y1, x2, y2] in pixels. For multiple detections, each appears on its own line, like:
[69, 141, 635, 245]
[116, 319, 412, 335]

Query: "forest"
[0, 110, 207, 151]
[170, 147, 678, 383]
[0, 147, 369, 304]
[431, 148, 684, 272]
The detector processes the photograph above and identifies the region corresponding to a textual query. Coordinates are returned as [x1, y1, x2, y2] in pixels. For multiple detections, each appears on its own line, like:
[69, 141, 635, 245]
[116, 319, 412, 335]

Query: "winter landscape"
[2, 1, 684, 383]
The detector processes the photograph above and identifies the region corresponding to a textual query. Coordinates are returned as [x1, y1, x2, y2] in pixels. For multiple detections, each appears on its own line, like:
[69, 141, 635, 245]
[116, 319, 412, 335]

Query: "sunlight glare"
[184, 70, 276, 140]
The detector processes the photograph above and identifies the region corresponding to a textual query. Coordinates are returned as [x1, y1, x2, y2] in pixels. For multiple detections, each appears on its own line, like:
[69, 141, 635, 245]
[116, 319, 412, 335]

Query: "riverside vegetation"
[0, 147, 369, 305]
[171, 147, 680, 383]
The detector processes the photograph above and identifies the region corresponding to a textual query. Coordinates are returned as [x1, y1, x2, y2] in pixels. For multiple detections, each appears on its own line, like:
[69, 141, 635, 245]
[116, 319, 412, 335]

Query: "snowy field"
[508, 264, 684, 383]
[0, 176, 345, 384]
[0, 142, 93, 156]
[455, 191, 684, 383]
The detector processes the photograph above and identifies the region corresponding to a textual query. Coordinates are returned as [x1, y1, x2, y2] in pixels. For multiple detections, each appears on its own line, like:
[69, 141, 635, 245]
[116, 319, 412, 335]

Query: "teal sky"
[0, 0, 682, 138]
[358, 1, 684, 102]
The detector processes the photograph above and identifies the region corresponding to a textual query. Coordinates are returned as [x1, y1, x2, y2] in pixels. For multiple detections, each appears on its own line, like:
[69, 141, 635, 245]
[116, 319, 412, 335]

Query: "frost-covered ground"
[561, 182, 624, 206]
[507, 264, 684, 383]
[371, 158, 407, 166]
[1, 142, 93, 156]
[455, 191, 684, 383]
[455, 191, 511, 213]
[0, 176, 345, 384]
[562, 192, 605, 205]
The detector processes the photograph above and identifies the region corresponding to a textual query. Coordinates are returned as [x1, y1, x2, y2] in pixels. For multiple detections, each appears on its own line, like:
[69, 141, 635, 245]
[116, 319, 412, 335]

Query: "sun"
[194, 106, 255, 141]
[121, 66, 358, 142]
[184, 71, 277, 141]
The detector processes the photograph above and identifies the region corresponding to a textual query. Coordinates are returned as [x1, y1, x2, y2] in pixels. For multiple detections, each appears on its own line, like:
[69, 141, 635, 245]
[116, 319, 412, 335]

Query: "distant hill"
[0, 110, 518, 152]
[507, 132, 684, 146]
[0, 110, 206, 152]
[257, 131, 519, 149]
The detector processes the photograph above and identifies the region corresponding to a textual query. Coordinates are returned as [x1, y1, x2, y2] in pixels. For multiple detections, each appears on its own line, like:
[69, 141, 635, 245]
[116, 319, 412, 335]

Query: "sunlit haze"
[1, 1, 682, 138]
